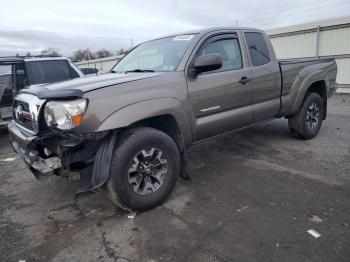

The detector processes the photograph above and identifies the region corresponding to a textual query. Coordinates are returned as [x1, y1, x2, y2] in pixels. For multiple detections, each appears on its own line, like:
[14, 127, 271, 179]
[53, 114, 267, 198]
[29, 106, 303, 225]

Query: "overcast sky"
[1, 0, 350, 56]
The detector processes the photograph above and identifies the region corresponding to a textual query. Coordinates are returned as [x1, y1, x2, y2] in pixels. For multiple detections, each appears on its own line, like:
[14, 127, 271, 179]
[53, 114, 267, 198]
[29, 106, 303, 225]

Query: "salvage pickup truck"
[8, 27, 337, 211]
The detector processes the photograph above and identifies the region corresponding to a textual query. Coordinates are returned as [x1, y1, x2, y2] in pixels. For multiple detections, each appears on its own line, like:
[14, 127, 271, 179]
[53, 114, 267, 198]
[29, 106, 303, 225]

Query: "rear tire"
[288, 92, 324, 140]
[108, 127, 180, 211]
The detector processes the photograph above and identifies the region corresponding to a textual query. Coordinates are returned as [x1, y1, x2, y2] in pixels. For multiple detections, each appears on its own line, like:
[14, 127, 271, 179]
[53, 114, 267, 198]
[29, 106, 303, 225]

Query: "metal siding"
[335, 58, 350, 84]
[270, 32, 316, 59]
[319, 27, 350, 56]
[102, 61, 117, 71]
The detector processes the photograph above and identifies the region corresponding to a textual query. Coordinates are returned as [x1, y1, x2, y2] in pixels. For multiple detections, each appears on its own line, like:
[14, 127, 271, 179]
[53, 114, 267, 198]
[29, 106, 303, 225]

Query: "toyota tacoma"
[8, 28, 337, 211]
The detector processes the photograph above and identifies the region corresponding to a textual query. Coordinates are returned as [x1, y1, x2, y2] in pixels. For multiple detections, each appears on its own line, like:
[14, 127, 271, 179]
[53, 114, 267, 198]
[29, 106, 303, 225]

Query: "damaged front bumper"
[8, 120, 117, 193]
[8, 121, 63, 178]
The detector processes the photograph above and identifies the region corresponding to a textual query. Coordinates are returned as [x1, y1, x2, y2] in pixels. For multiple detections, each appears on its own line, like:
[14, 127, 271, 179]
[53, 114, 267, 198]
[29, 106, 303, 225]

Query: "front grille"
[15, 100, 29, 111]
[13, 93, 45, 135]
[13, 100, 35, 131]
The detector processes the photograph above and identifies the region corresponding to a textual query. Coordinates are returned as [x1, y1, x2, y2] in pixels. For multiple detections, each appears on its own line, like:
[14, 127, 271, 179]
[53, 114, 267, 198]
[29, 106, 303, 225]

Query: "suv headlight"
[44, 99, 87, 130]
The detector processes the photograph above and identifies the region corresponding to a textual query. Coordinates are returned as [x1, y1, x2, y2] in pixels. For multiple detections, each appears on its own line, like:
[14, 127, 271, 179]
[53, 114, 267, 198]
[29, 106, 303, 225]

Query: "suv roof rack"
[0, 54, 61, 59]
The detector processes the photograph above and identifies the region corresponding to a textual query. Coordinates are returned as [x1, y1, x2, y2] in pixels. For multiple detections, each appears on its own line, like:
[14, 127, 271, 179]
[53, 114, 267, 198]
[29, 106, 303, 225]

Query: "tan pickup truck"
[8, 27, 337, 211]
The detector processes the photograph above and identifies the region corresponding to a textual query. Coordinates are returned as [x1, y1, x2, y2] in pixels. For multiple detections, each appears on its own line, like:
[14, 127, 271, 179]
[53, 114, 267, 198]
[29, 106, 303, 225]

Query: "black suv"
[0, 56, 83, 122]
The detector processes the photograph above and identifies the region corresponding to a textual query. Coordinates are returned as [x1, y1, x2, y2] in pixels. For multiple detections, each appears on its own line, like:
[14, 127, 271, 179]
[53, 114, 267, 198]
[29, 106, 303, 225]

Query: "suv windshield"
[112, 35, 196, 73]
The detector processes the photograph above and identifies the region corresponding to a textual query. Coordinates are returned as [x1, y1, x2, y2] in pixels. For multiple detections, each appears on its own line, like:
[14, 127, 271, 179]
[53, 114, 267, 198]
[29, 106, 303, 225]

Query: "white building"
[266, 16, 350, 93]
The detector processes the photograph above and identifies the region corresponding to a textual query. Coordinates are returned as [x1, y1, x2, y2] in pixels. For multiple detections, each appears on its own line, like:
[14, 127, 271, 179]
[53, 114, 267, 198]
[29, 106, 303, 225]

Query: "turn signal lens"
[72, 112, 84, 126]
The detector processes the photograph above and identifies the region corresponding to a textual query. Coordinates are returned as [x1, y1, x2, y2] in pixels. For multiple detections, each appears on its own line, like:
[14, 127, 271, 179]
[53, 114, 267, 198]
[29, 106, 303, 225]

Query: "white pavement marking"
[307, 229, 321, 238]
[0, 157, 16, 162]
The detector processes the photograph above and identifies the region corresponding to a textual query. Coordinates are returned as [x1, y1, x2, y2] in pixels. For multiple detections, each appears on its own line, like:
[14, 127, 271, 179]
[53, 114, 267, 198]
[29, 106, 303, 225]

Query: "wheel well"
[307, 80, 327, 120]
[130, 115, 185, 153]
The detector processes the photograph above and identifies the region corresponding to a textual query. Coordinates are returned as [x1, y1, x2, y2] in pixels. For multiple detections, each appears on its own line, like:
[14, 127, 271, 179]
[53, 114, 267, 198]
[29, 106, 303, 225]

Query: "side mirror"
[190, 54, 222, 77]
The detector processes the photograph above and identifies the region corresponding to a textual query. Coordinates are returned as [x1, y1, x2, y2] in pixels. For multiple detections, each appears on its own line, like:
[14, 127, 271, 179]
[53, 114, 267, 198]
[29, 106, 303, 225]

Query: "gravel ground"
[0, 94, 349, 262]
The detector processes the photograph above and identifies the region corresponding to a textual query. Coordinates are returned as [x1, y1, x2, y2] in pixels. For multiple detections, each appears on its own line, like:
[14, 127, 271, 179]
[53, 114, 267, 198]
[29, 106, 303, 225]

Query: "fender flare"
[96, 97, 192, 145]
[290, 70, 328, 114]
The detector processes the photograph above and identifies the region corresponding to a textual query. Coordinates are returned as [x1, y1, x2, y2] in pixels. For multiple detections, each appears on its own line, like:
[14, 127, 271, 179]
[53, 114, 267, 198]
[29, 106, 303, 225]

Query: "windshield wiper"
[124, 69, 155, 73]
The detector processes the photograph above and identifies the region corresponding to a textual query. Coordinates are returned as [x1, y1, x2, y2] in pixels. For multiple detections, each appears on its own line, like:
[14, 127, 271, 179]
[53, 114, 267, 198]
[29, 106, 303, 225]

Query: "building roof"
[266, 16, 350, 36]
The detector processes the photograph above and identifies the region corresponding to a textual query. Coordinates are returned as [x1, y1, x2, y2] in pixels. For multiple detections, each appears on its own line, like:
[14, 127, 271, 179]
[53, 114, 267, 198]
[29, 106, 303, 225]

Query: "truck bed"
[278, 58, 336, 97]
[277, 58, 337, 117]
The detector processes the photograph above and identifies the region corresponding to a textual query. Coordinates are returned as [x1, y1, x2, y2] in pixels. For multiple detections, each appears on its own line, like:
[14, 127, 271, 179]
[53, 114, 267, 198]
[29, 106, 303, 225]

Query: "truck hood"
[19, 72, 166, 99]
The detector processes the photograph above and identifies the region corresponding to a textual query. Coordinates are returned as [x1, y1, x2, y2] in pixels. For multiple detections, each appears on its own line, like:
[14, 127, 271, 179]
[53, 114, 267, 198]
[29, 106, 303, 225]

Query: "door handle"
[239, 76, 251, 85]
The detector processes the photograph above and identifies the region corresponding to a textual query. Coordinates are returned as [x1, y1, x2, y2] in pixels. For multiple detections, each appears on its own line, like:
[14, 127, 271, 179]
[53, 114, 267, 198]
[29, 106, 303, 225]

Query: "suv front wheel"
[108, 127, 180, 211]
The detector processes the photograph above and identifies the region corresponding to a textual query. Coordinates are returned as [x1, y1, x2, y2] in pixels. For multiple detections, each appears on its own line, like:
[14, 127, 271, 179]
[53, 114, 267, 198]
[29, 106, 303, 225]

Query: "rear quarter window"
[28, 60, 72, 85]
[245, 32, 270, 66]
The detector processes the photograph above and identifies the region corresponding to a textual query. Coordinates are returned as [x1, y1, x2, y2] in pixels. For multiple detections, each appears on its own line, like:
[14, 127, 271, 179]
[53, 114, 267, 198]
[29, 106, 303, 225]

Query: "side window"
[15, 63, 27, 90]
[245, 32, 270, 66]
[0, 65, 12, 91]
[198, 37, 242, 72]
[0, 65, 13, 106]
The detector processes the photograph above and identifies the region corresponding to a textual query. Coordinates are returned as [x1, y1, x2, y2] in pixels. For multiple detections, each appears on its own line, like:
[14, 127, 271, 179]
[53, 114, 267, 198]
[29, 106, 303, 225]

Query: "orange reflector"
[72, 113, 84, 126]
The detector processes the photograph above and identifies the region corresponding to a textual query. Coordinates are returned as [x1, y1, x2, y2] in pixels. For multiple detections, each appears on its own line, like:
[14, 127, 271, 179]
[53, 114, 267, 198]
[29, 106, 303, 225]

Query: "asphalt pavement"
[0, 94, 349, 262]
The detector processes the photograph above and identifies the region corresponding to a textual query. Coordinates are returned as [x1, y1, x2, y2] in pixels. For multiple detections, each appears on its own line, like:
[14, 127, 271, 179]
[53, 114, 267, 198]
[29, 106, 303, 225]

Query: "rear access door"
[0, 61, 27, 120]
[242, 31, 281, 123]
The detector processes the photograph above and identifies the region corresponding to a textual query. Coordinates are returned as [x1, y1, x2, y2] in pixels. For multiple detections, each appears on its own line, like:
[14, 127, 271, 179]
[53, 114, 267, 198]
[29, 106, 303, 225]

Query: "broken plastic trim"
[77, 130, 117, 194]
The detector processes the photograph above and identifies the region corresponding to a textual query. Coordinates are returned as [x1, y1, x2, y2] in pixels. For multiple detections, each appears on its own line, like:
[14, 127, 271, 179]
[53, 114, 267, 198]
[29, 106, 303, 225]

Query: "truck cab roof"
[182, 26, 263, 34]
[157, 27, 265, 40]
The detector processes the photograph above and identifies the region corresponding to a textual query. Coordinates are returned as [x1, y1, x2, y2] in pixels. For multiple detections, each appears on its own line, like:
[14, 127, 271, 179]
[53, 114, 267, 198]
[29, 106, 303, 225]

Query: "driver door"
[186, 33, 253, 141]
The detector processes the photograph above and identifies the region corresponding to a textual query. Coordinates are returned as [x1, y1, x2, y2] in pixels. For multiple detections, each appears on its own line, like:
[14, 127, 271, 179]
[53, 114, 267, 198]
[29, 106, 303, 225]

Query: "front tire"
[108, 127, 180, 211]
[288, 92, 324, 140]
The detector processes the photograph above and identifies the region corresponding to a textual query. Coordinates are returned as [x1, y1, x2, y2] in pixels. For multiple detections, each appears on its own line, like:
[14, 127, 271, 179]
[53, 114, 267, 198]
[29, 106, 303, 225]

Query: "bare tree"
[71, 49, 96, 62]
[117, 48, 127, 55]
[40, 47, 61, 57]
[71, 50, 83, 62]
[94, 49, 114, 59]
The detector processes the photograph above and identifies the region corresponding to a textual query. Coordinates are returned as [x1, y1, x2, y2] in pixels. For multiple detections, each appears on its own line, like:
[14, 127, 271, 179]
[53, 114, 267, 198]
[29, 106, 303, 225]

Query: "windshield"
[112, 35, 196, 73]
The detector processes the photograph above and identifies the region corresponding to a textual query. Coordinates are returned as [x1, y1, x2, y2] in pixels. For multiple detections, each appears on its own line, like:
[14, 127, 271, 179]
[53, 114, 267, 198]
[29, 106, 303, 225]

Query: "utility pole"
[235, 19, 239, 27]
[315, 25, 320, 59]
[86, 48, 91, 60]
[130, 39, 134, 49]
